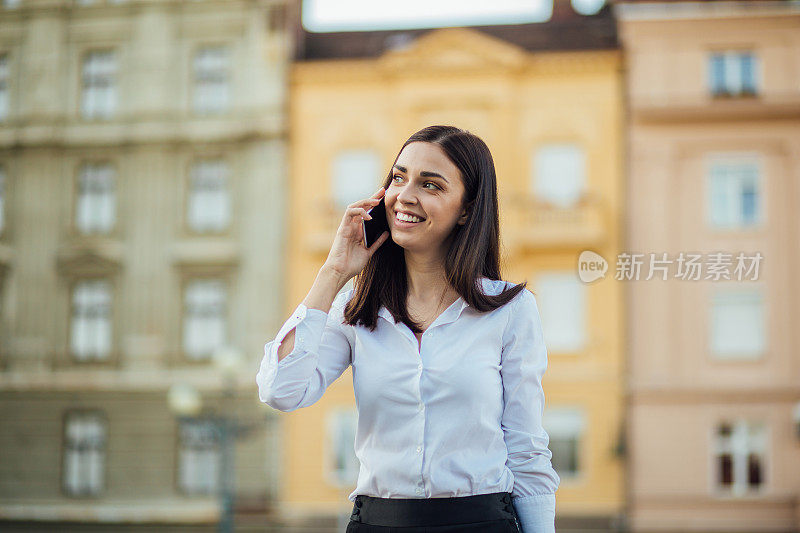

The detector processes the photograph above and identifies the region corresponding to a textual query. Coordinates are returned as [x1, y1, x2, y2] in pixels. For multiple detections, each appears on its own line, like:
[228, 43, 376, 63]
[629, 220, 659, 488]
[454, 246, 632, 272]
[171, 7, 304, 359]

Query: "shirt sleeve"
[256, 290, 353, 412]
[500, 288, 560, 533]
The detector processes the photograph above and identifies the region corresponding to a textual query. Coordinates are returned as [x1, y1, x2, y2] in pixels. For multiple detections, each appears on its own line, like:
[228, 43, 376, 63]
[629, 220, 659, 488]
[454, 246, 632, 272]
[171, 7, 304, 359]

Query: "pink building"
[614, 0, 800, 531]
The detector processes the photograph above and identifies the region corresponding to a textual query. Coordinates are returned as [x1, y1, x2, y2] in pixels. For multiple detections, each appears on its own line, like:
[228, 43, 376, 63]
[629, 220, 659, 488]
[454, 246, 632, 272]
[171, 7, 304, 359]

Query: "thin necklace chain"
[409, 285, 450, 327]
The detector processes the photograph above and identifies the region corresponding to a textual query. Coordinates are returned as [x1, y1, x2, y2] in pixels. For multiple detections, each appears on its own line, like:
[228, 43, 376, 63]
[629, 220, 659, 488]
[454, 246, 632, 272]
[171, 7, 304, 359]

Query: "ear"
[457, 200, 474, 226]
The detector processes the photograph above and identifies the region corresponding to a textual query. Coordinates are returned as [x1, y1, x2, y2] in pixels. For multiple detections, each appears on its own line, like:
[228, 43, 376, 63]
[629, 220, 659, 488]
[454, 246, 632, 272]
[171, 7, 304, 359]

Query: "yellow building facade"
[281, 23, 625, 527]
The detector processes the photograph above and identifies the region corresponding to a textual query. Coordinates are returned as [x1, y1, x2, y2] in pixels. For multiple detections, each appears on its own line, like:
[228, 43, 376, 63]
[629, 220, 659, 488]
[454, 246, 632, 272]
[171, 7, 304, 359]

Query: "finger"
[349, 193, 383, 210]
[346, 206, 371, 220]
[367, 231, 389, 254]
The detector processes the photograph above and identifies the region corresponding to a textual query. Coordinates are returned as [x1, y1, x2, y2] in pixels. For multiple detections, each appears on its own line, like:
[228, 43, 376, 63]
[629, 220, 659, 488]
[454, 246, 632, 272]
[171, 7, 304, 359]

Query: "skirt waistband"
[350, 491, 517, 527]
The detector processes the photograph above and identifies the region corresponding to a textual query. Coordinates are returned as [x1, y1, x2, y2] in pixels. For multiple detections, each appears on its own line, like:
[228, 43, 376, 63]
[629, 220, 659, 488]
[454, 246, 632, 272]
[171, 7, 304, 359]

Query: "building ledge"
[630, 93, 800, 123]
[0, 499, 218, 524]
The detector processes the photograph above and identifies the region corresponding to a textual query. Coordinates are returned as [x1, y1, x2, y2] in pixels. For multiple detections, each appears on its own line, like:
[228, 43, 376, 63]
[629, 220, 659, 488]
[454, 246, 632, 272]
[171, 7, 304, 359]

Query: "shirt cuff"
[277, 303, 328, 365]
[257, 303, 328, 398]
[512, 493, 556, 533]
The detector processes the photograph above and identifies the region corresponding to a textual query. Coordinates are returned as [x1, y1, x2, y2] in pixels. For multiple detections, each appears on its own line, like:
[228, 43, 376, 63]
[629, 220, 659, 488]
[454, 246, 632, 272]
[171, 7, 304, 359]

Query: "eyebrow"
[392, 165, 449, 184]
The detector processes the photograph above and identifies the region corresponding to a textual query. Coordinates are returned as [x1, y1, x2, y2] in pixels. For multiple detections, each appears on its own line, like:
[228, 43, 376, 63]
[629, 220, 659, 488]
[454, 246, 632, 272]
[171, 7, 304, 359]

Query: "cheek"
[384, 192, 400, 210]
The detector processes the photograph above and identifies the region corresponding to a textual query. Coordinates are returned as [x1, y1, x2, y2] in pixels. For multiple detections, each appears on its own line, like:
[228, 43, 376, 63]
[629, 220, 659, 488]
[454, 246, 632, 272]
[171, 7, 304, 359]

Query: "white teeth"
[396, 213, 423, 223]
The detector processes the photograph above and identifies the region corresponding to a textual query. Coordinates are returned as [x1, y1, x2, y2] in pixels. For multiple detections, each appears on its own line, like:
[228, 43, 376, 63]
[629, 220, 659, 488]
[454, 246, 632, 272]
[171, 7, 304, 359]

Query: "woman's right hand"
[323, 187, 391, 282]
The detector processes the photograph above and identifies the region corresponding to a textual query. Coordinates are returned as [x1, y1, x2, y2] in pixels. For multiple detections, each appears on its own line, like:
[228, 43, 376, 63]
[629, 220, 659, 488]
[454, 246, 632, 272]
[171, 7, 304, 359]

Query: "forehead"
[395, 142, 460, 180]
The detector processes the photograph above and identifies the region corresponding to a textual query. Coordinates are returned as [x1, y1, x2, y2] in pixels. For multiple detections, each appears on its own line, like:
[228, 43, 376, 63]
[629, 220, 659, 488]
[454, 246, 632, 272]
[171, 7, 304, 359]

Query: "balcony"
[55, 236, 124, 278]
[501, 192, 608, 252]
[304, 194, 610, 254]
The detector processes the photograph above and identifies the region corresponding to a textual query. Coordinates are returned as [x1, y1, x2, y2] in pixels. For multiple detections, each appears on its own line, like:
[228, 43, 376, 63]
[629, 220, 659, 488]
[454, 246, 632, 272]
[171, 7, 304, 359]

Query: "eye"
[390, 174, 440, 190]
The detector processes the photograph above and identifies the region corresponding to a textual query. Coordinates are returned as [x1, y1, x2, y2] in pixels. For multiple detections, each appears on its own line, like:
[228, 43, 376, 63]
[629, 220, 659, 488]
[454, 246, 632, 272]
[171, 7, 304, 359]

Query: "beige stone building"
[615, 0, 800, 531]
[0, 0, 292, 530]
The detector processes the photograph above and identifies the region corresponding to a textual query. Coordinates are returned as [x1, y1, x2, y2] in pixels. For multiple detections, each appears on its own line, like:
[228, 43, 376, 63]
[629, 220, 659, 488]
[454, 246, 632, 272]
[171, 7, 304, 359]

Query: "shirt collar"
[377, 277, 495, 327]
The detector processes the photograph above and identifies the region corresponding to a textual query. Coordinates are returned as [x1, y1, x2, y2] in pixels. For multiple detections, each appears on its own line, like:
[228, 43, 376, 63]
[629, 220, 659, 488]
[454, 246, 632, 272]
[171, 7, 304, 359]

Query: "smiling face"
[384, 141, 469, 256]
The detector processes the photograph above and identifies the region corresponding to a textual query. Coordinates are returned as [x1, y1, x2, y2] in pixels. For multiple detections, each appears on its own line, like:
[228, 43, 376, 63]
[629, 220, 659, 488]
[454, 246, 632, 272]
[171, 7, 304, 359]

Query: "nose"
[395, 184, 419, 207]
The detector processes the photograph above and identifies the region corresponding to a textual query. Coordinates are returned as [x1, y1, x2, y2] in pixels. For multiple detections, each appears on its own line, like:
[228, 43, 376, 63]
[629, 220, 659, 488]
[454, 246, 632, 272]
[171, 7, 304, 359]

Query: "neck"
[404, 249, 449, 301]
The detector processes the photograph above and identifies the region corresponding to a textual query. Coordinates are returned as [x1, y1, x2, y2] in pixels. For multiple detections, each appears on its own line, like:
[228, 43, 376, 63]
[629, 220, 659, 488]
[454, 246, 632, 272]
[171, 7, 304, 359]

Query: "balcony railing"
[304, 193, 609, 253]
[500, 192, 607, 251]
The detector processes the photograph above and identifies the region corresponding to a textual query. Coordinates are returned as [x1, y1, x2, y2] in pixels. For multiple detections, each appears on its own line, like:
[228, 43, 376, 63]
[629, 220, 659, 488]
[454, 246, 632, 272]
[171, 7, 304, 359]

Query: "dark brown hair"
[342, 125, 527, 333]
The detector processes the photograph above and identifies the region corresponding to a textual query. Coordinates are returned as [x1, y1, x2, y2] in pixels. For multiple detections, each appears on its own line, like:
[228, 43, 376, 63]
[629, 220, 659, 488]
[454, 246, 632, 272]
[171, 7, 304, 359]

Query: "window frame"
[79, 47, 118, 121]
[710, 419, 768, 498]
[175, 416, 222, 496]
[190, 43, 232, 116]
[73, 160, 119, 236]
[705, 153, 764, 232]
[61, 409, 108, 498]
[180, 276, 229, 363]
[324, 406, 360, 488]
[542, 406, 587, 484]
[708, 287, 766, 362]
[707, 49, 760, 98]
[534, 271, 588, 354]
[68, 277, 115, 363]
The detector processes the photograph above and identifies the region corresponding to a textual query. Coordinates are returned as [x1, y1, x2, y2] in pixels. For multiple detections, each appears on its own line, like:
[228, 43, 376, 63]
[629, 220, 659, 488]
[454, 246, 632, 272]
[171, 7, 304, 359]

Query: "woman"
[257, 125, 560, 532]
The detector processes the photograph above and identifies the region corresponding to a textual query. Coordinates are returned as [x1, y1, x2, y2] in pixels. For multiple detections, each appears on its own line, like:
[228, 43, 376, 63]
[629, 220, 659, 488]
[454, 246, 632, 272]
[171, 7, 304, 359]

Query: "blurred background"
[0, 0, 797, 531]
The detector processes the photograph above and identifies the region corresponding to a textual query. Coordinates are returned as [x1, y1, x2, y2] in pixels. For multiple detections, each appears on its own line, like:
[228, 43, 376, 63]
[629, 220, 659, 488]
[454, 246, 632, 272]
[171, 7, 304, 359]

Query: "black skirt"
[346, 491, 522, 532]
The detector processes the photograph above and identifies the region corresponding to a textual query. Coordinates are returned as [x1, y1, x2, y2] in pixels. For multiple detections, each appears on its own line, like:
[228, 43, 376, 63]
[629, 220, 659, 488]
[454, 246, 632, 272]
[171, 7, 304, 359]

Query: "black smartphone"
[363, 196, 390, 248]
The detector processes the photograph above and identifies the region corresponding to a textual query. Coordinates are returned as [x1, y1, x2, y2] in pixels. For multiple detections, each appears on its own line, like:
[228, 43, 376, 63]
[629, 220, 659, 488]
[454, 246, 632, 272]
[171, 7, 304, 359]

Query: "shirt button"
[418, 403, 424, 411]
[417, 363, 423, 371]
[416, 445, 422, 453]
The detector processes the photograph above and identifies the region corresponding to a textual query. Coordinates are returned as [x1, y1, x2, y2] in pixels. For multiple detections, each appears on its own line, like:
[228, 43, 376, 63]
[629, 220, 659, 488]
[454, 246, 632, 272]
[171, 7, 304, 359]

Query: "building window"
[531, 144, 585, 208]
[543, 407, 585, 479]
[710, 289, 765, 360]
[709, 51, 758, 97]
[76, 163, 116, 235]
[708, 159, 761, 229]
[70, 279, 112, 361]
[0, 53, 8, 122]
[81, 50, 117, 119]
[178, 418, 220, 495]
[192, 45, 230, 115]
[183, 279, 226, 360]
[187, 159, 230, 233]
[63, 411, 106, 496]
[332, 149, 381, 211]
[326, 407, 359, 487]
[0, 166, 5, 235]
[714, 420, 766, 495]
[535, 272, 586, 353]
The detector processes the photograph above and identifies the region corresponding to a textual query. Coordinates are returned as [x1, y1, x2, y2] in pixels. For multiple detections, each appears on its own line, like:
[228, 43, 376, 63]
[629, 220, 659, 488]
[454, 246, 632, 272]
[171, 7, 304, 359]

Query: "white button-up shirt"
[256, 277, 559, 532]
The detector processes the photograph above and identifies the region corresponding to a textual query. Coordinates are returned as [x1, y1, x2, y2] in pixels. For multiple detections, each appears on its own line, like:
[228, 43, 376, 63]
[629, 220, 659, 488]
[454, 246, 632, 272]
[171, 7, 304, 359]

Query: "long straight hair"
[342, 125, 527, 333]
